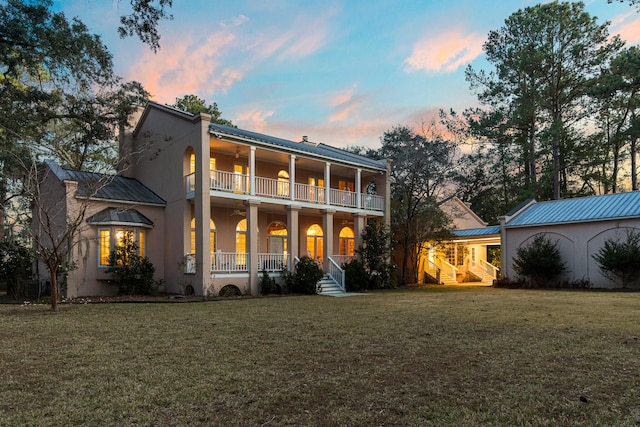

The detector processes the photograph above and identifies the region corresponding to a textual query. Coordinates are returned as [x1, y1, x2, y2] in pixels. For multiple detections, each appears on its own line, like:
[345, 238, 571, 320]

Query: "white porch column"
[246, 200, 260, 295]
[249, 146, 256, 196]
[384, 159, 392, 230]
[322, 209, 335, 266]
[289, 155, 296, 201]
[286, 205, 301, 270]
[354, 213, 365, 258]
[194, 123, 211, 296]
[356, 168, 362, 209]
[324, 162, 331, 206]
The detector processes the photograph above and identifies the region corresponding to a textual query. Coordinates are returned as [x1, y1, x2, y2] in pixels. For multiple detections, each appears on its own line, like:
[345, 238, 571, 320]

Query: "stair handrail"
[326, 257, 345, 292]
[423, 258, 442, 284]
[479, 259, 499, 279]
[434, 257, 458, 280]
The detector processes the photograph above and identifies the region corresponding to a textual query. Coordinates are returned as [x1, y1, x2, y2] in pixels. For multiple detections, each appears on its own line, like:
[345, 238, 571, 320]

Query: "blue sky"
[57, 0, 640, 149]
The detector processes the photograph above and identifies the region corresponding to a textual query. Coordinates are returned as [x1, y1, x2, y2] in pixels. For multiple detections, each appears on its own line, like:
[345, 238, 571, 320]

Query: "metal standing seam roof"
[46, 160, 166, 206]
[209, 123, 388, 171]
[452, 225, 501, 238]
[86, 207, 154, 227]
[505, 191, 640, 228]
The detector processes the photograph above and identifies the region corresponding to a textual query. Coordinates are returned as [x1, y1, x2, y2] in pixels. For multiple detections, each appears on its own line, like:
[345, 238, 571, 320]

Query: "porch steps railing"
[468, 259, 499, 285]
[423, 258, 458, 285]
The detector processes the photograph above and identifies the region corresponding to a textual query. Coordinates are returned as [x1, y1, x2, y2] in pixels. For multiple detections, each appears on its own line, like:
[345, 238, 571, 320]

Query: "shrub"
[343, 258, 369, 292]
[0, 239, 33, 299]
[259, 270, 279, 295]
[513, 234, 566, 287]
[357, 220, 396, 289]
[493, 277, 528, 288]
[289, 256, 323, 295]
[593, 229, 640, 289]
[107, 234, 157, 295]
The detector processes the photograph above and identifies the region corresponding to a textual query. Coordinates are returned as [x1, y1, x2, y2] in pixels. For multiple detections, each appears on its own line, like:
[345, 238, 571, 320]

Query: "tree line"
[1, 1, 639, 299]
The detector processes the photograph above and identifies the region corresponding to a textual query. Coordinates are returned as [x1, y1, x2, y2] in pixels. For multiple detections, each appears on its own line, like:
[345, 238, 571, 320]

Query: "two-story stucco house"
[35, 102, 391, 297]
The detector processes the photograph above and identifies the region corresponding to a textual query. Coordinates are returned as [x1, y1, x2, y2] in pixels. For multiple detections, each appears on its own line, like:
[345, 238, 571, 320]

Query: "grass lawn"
[1, 286, 639, 426]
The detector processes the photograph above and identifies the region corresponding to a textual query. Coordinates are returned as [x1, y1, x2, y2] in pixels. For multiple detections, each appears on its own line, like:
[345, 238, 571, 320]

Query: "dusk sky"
[56, 0, 640, 149]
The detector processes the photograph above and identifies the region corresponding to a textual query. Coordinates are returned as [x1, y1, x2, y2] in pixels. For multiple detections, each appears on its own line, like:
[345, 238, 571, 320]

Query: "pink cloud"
[124, 28, 244, 104]
[404, 29, 485, 73]
[611, 13, 640, 45]
[327, 86, 367, 122]
[234, 109, 275, 132]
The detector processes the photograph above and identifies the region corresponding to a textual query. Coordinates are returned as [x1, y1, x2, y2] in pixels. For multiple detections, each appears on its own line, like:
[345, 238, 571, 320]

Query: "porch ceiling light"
[235, 147, 240, 159]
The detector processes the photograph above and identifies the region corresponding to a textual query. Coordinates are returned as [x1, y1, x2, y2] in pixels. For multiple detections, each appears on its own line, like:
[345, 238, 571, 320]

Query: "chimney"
[302, 136, 308, 143]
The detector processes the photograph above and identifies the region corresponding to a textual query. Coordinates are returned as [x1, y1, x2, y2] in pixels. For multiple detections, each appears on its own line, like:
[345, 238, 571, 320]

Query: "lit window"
[190, 218, 216, 255]
[139, 231, 145, 257]
[277, 170, 289, 197]
[306, 224, 323, 261]
[339, 227, 355, 256]
[99, 229, 110, 266]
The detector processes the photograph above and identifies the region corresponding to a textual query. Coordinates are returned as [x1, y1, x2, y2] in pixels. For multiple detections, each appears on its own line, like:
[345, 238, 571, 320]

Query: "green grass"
[1, 287, 639, 426]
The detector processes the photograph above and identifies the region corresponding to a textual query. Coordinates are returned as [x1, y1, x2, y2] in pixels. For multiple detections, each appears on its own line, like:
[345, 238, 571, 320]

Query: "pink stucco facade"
[37, 102, 390, 297]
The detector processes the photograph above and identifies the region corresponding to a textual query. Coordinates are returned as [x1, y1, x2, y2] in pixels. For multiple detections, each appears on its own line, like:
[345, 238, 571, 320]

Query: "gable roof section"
[209, 122, 388, 171]
[86, 208, 154, 228]
[45, 160, 166, 206]
[452, 225, 501, 238]
[505, 192, 640, 228]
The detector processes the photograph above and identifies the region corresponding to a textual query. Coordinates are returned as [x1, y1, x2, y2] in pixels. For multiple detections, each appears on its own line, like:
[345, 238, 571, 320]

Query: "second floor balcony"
[185, 169, 385, 212]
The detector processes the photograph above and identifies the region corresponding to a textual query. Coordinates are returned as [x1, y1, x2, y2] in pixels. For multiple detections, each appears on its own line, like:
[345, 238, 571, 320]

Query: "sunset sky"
[56, 0, 640, 149]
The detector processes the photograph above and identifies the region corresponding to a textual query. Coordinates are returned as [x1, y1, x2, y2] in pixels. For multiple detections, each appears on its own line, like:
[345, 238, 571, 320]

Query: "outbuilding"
[501, 192, 640, 288]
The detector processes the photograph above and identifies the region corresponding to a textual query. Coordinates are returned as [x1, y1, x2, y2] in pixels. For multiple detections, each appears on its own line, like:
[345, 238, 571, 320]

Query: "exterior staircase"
[317, 274, 345, 296]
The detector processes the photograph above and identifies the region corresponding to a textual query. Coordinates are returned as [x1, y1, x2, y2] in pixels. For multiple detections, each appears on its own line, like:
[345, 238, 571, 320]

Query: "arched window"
[191, 218, 216, 255]
[189, 153, 216, 175]
[267, 221, 288, 254]
[306, 224, 323, 261]
[339, 226, 355, 257]
[277, 170, 290, 197]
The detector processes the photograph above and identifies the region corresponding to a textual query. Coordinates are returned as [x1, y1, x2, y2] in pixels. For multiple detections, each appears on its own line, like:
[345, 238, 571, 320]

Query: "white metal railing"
[186, 169, 385, 211]
[479, 259, 499, 280]
[332, 254, 354, 266]
[330, 188, 357, 208]
[257, 253, 288, 272]
[434, 257, 458, 282]
[423, 258, 441, 284]
[294, 182, 325, 203]
[185, 173, 195, 193]
[326, 257, 345, 291]
[210, 170, 249, 194]
[184, 253, 196, 274]
[361, 193, 384, 211]
[211, 252, 248, 272]
[255, 176, 290, 199]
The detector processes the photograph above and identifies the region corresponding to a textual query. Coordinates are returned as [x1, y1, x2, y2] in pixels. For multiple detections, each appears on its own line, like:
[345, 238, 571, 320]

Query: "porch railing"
[184, 170, 384, 211]
[257, 253, 288, 272]
[211, 252, 248, 273]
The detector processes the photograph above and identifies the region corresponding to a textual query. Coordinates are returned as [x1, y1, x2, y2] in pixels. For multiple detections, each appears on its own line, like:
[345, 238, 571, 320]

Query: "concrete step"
[318, 275, 344, 295]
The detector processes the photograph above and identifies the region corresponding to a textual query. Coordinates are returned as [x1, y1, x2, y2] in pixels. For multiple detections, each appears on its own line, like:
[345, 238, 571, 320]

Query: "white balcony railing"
[211, 252, 248, 273]
[185, 170, 384, 211]
[257, 253, 288, 272]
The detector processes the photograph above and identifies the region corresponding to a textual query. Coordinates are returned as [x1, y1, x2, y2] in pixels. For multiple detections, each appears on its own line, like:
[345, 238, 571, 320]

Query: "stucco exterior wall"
[503, 219, 640, 288]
